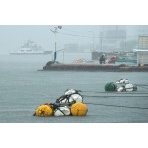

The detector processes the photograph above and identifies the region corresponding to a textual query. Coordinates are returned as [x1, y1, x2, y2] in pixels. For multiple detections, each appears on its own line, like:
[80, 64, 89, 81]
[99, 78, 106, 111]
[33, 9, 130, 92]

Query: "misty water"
[0, 54, 148, 123]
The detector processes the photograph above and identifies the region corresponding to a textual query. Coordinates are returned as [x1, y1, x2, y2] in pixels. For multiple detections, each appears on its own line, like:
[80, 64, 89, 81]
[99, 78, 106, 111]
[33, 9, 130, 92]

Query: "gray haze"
[0, 25, 148, 54]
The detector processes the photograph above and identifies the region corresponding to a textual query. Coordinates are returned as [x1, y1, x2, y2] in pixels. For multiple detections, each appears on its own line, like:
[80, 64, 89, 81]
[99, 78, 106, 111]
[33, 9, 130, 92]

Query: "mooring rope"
[86, 102, 148, 110]
[78, 90, 148, 94]
[137, 85, 148, 90]
[136, 84, 148, 86]
[82, 94, 148, 98]
[81, 91, 148, 94]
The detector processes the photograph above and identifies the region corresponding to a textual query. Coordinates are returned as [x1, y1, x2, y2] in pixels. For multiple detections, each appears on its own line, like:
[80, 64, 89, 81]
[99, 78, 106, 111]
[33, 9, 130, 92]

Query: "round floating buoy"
[105, 82, 117, 91]
[56, 93, 83, 105]
[64, 89, 78, 95]
[116, 79, 129, 84]
[117, 86, 125, 92]
[125, 83, 134, 92]
[70, 102, 88, 116]
[69, 93, 83, 103]
[54, 106, 70, 116]
[35, 105, 53, 117]
[120, 79, 129, 84]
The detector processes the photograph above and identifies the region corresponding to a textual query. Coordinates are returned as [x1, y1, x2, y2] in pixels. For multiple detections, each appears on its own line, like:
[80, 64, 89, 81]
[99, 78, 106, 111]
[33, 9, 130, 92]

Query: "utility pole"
[100, 31, 103, 53]
[88, 31, 95, 52]
[50, 26, 62, 62]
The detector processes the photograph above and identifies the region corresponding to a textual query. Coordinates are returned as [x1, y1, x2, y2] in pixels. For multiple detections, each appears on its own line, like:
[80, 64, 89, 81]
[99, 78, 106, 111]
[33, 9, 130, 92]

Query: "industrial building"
[133, 35, 148, 66]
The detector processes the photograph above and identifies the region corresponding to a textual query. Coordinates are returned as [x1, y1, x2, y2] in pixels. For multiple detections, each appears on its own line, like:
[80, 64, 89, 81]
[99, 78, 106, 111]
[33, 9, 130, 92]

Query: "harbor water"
[0, 54, 148, 123]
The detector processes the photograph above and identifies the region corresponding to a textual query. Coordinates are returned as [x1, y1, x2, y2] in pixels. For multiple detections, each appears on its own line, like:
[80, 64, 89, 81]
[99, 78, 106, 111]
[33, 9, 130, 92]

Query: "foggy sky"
[0, 25, 148, 54]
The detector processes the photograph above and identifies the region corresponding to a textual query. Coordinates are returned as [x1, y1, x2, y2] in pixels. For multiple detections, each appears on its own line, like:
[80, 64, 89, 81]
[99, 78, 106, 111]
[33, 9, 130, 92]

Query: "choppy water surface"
[0, 54, 148, 123]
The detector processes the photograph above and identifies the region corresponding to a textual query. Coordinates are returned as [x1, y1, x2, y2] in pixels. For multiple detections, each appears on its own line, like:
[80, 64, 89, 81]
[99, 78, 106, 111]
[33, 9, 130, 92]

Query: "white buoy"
[125, 83, 133, 91]
[65, 89, 77, 95]
[68, 93, 83, 103]
[54, 106, 70, 116]
[117, 86, 124, 92]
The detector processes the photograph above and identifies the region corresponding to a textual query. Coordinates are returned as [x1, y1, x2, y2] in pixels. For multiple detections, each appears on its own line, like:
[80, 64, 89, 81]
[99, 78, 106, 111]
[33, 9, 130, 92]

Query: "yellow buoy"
[70, 102, 88, 116]
[35, 105, 53, 117]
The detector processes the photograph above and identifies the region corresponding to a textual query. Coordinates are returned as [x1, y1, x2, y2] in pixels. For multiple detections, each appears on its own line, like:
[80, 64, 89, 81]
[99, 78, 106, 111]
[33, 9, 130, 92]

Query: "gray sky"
[0, 25, 99, 53]
[0, 25, 148, 54]
[1, 1, 148, 55]
[0, 25, 101, 54]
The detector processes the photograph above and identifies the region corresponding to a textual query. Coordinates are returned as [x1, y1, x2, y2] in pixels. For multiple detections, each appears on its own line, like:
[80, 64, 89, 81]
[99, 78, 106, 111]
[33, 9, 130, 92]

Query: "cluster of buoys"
[34, 89, 88, 117]
[105, 79, 137, 92]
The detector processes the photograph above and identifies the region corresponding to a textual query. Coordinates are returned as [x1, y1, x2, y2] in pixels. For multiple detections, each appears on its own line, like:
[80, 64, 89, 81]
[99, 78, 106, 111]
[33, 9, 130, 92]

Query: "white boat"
[10, 40, 52, 55]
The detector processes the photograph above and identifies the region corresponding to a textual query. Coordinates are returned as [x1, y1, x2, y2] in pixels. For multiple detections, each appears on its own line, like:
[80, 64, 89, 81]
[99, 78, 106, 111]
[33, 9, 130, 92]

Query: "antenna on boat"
[50, 26, 62, 62]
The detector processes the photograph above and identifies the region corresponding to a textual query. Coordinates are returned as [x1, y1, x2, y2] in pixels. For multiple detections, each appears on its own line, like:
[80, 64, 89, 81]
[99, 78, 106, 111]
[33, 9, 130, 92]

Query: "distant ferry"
[10, 40, 52, 55]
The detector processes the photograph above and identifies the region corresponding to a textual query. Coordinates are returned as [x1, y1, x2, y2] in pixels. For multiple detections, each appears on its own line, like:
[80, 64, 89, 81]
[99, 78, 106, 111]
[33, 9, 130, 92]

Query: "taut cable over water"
[78, 90, 148, 94]
[82, 94, 148, 98]
[85, 103, 148, 110]
[135, 84, 148, 90]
